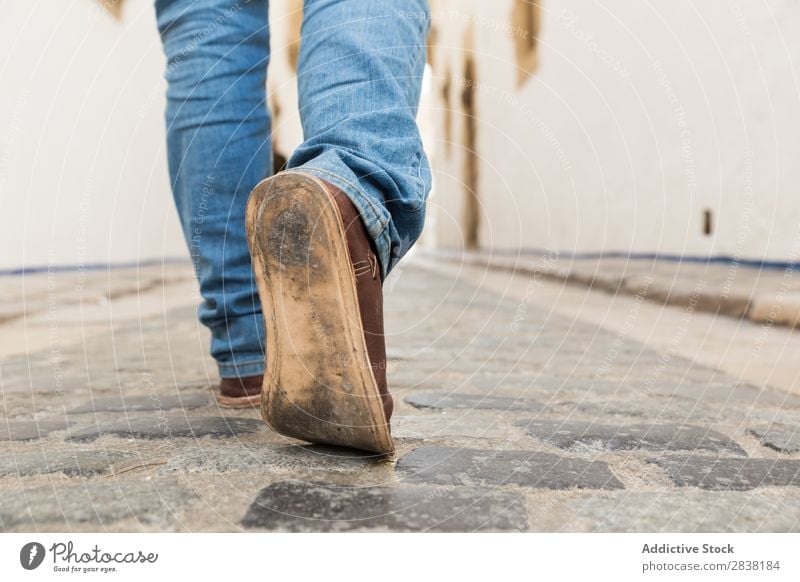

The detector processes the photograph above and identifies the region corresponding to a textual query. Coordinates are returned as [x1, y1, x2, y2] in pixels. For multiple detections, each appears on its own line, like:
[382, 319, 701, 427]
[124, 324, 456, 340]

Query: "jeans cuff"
[216, 358, 265, 379]
[290, 166, 393, 280]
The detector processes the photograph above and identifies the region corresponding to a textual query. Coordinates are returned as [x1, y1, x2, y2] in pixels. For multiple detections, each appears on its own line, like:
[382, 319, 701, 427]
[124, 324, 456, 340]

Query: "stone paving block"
[553, 397, 714, 421]
[651, 381, 800, 409]
[160, 443, 386, 475]
[68, 415, 263, 442]
[393, 412, 519, 440]
[746, 409, 800, 425]
[0, 419, 72, 441]
[647, 456, 800, 490]
[0, 480, 196, 530]
[463, 374, 547, 391]
[533, 490, 800, 532]
[68, 393, 212, 414]
[405, 392, 546, 412]
[0, 450, 131, 477]
[519, 420, 746, 455]
[0, 368, 76, 394]
[240, 481, 528, 532]
[747, 424, 800, 454]
[397, 446, 623, 490]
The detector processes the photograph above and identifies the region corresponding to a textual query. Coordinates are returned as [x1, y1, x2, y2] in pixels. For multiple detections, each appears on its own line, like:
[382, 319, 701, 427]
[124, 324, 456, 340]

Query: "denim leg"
[155, 0, 270, 378]
[287, 0, 432, 279]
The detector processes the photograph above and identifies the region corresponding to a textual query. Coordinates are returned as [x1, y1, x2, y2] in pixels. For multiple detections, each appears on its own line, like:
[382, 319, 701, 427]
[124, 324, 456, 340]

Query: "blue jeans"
[155, 0, 431, 379]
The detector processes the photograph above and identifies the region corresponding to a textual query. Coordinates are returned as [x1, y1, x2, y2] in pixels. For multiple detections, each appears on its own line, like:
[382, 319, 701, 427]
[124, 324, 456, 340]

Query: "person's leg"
[155, 0, 271, 393]
[287, 0, 432, 279]
[244, 0, 431, 453]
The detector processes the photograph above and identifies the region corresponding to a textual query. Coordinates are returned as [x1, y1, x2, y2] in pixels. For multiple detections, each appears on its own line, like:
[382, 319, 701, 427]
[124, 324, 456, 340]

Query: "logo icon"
[20, 542, 45, 570]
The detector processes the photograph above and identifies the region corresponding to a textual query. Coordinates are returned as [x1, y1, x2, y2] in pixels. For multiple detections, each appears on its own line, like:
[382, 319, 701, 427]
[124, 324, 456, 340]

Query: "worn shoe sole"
[245, 171, 394, 454]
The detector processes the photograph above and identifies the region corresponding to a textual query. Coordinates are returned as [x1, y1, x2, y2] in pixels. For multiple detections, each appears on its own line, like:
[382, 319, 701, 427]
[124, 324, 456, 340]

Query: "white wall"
[428, 0, 800, 262]
[5, 0, 799, 271]
[0, 0, 186, 270]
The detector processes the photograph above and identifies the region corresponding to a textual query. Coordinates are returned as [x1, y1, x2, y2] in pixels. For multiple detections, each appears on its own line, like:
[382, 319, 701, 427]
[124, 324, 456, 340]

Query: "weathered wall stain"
[287, 0, 303, 72]
[95, 0, 124, 19]
[427, 24, 438, 70]
[511, 0, 541, 87]
[441, 67, 453, 158]
[461, 26, 480, 249]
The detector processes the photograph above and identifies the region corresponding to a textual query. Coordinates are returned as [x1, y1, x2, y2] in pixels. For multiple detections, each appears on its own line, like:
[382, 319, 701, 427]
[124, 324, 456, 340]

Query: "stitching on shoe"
[353, 252, 378, 279]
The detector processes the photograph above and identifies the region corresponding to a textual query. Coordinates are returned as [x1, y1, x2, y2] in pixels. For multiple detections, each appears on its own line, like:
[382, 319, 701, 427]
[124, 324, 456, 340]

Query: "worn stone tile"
[747, 424, 800, 454]
[0, 450, 131, 477]
[240, 481, 528, 532]
[68, 415, 263, 442]
[553, 397, 716, 421]
[746, 409, 800, 426]
[647, 456, 800, 490]
[0, 419, 72, 441]
[397, 446, 623, 490]
[468, 374, 552, 391]
[532, 490, 800, 532]
[392, 412, 520, 440]
[0, 480, 197, 530]
[519, 420, 746, 455]
[160, 443, 389, 475]
[68, 393, 212, 414]
[651, 382, 800, 409]
[405, 392, 546, 412]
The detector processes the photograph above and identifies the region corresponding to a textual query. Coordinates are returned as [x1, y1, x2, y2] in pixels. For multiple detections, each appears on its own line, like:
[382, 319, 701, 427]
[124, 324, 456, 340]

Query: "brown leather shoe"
[324, 183, 392, 422]
[216, 375, 262, 408]
[245, 171, 393, 454]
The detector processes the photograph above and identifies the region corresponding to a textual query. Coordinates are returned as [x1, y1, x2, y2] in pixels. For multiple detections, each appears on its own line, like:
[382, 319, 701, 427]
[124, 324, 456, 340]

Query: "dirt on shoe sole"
[245, 171, 394, 455]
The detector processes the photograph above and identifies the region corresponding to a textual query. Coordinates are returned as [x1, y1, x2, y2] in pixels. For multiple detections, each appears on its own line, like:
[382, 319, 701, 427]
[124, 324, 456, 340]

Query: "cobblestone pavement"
[1, 260, 800, 532]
